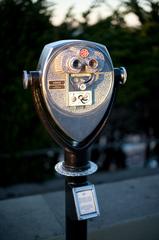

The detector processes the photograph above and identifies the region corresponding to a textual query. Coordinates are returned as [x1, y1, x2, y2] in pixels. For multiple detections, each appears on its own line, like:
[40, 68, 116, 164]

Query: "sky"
[48, 0, 141, 27]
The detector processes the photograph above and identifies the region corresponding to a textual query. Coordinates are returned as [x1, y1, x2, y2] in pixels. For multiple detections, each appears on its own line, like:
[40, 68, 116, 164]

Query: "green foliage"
[77, 0, 159, 135]
[0, 0, 56, 153]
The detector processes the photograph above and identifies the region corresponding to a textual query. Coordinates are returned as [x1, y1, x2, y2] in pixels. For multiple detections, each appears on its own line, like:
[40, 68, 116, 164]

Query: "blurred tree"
[78, 0, 159, 136]
[0, 0, 57, 154]
[0, 0, 64, 185]
[54, 6, 79, 39]
[124, 0, 159, 23]
[124, 0, 147, 24]
[121, 0, 159, 136]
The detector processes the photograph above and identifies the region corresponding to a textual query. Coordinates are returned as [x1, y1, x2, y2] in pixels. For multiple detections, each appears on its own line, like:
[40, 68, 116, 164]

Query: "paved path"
[0, 174, 159, 240]
[0, 168, 159, 200]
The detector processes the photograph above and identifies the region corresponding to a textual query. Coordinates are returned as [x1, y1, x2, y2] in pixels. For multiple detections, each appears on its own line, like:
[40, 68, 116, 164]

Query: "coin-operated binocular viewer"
[23, 40, 127, 240]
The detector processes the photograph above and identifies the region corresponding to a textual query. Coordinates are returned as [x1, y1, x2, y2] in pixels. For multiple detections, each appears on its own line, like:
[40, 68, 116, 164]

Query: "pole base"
[55, 161, 98, 176]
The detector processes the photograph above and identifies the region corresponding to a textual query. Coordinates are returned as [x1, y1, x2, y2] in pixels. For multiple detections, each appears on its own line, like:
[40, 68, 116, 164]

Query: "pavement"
[51, 215, 159, 240]
[0, 167, 159, 200]
[0, 172, 159, 240]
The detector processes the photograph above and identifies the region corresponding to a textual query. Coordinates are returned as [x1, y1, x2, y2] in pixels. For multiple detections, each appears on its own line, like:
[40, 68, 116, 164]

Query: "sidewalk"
[0, 174, 159, 240]
[0, 167, 159, 200]
[51, 214, 159, 240]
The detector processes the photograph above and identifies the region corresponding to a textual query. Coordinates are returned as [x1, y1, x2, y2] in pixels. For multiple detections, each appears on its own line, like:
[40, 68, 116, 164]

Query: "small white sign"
[68, 91, 92, 107]
[77, 190, 96, 215]
[72, 185, 100, 220]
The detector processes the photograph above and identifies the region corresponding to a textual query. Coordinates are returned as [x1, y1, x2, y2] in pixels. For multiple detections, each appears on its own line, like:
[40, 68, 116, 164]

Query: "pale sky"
[48, 0, 141, 27]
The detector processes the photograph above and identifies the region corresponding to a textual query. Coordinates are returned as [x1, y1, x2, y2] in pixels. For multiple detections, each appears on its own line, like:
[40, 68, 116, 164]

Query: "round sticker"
[80, 48, 89, 58]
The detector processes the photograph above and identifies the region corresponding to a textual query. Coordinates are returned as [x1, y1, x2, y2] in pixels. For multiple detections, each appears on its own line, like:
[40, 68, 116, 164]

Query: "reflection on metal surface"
[55, 161, 98, 176]
[120, 67, 127, 85]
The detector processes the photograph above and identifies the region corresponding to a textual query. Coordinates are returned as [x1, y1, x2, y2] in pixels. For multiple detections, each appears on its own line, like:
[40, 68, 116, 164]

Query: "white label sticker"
[68, 91, 92, 106]
[77, 190, 96, 215]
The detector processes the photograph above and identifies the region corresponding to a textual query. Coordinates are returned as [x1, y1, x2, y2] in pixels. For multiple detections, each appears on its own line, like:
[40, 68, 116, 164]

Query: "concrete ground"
[0, 167, 159, 200]
[0, 172, 159, 240]
[51, 215, 159, 240]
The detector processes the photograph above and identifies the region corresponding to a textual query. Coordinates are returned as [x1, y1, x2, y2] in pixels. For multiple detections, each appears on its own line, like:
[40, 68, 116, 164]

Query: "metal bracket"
[55, 161, 98, 176]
